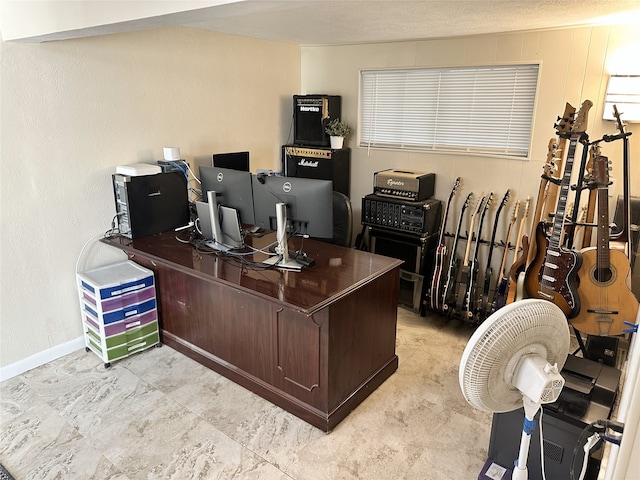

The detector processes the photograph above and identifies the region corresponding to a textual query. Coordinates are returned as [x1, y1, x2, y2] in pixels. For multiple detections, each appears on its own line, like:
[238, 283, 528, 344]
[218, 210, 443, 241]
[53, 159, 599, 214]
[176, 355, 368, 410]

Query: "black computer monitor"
[251, 175, 333, 238]
[212, 151, 250, 172]
[199, 165, 255, 224]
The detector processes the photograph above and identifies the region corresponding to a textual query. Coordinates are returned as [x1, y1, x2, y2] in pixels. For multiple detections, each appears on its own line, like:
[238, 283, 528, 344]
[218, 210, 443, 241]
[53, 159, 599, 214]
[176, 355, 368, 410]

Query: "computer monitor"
[212, 151, 250, 172]
[199, 165, 255, 224]
[195, 191, 243, 251]
[251, 175, 333, 238]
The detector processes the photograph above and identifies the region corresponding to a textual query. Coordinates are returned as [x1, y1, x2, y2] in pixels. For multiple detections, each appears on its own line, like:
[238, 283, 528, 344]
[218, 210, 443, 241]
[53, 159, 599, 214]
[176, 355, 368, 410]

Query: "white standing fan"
[459, 299, 571, 480]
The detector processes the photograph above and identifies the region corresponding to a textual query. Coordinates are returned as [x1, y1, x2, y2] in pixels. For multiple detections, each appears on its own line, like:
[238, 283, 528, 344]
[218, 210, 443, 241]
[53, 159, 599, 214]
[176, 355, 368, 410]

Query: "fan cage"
[459, 300, 570, 413]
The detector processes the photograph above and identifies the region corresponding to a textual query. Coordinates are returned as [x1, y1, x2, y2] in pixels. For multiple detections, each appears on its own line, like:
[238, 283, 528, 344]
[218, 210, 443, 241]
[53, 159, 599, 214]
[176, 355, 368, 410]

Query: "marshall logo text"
[298, 159, 319, 168]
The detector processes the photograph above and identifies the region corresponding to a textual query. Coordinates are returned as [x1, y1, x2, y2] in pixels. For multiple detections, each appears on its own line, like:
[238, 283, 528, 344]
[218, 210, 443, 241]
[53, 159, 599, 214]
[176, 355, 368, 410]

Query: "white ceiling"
[175, 0, 640, 45]
[5, 0, 640, 45]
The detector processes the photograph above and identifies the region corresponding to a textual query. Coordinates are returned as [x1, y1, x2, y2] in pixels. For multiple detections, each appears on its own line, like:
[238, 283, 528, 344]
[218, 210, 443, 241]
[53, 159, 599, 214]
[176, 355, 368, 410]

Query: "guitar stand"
[571, 325, 589, 357]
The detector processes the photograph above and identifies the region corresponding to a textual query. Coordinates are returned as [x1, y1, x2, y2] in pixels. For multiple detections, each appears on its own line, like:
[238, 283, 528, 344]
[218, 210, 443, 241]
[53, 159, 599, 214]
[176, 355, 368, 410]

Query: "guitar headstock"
[578, 203, 588, 223]
[482, 192, 494, 213]
[522, 196, 531, 218]
[554, 102, 577, 135]
[613, 105, 626, 135]
[501, 189, 511, 207]
[544, 137, 559, 176]
[570, 99, 594, 134]
[450, 177, 462, 198]
[511, 200, 520, 222]
[462, 192, 473, 209]
[594, 154, 611, 186]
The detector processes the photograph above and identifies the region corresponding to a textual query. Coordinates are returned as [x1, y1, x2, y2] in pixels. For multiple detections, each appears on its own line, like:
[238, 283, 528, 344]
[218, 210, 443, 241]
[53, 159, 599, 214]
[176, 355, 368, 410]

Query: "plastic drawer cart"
[77, 260, 160, 368]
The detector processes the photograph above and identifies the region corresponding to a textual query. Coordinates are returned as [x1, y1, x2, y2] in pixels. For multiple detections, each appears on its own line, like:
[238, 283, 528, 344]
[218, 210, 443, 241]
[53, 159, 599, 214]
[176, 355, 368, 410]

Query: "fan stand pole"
[513, 396, 542, 480]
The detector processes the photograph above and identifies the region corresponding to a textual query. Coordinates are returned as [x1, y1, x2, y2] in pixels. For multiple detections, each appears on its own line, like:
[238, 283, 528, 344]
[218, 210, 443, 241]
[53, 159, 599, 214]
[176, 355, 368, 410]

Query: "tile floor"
[1, 308, 493, 479]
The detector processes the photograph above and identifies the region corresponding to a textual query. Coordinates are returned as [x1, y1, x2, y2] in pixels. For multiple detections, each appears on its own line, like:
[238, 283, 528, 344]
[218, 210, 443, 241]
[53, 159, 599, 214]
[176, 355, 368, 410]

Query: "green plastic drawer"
[105, 321, 159, 349]
[105, 331, 160, 362]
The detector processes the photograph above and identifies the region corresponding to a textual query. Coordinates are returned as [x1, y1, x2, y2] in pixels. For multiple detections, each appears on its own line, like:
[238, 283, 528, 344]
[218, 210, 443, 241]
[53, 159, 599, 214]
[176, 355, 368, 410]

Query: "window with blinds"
[360, 64, 539, 158]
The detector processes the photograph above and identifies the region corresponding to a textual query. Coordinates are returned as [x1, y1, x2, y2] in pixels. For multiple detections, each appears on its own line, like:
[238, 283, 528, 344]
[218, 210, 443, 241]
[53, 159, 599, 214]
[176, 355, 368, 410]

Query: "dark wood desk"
[102, 232, 402, 431]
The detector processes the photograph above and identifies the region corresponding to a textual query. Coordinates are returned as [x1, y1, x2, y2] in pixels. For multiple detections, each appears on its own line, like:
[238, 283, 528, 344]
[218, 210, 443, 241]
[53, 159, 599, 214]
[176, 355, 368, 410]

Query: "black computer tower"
[112, 171, 190, 239]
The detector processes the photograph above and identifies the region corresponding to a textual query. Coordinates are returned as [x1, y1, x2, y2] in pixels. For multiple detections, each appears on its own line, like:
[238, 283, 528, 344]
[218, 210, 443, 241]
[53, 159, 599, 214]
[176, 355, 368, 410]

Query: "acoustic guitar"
[524, 100, 592, 318]
[570, 154, 639, 336]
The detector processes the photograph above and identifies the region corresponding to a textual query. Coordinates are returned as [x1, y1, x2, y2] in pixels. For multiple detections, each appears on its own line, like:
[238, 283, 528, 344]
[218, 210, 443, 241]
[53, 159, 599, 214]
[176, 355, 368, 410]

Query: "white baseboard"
[0, 336, 84, 382]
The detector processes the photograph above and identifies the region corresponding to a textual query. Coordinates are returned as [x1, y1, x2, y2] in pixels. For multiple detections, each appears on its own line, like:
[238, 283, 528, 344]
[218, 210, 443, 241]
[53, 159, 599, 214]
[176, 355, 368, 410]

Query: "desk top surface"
[102, 231, 402, 314]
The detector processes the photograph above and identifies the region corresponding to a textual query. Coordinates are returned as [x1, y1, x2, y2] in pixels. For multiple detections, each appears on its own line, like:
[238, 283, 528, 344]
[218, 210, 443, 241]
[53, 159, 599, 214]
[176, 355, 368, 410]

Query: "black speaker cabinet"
[369, 228, 438, 312]
[282, 146, 351, 197]
[293, 95, 341, 147]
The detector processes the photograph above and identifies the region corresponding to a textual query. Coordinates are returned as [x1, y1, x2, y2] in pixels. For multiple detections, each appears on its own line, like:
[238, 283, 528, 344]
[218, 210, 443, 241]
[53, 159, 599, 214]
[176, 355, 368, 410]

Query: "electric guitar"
[570, 154, 639, 336]
[509, 139, 563, 302]
[524, 99, 592, 318]
[492, 200, 519, 312]
[442, 193, 472, 313]
[506, 196, 530, 304]
[480, 189, 510, 320]
[455, 195, 484, 314]
[465, 192, 493, 322]
[430, 177, 461, 311]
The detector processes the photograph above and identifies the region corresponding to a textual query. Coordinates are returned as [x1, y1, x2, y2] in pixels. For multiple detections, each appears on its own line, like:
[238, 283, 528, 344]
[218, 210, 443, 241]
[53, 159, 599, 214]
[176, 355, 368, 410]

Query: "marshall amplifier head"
[373, 169, 435, 201]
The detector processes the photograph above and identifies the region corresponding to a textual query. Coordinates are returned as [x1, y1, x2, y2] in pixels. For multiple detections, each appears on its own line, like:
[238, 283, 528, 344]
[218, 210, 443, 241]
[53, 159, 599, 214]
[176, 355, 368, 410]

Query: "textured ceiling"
[6, 0, 640, 44]
[177, 0, 640, 45]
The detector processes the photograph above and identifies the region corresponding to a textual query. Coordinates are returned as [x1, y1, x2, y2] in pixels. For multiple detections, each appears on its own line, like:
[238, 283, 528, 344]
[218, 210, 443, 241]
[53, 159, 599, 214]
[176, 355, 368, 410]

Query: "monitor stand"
[200, 191, 243, 252]
[262, 202, 303, 271]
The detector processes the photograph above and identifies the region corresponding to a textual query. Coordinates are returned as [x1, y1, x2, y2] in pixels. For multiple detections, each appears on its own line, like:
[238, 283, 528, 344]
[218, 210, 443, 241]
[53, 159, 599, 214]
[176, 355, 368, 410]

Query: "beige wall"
[301, 25, 640, 247]
[0, 27, 300, 369]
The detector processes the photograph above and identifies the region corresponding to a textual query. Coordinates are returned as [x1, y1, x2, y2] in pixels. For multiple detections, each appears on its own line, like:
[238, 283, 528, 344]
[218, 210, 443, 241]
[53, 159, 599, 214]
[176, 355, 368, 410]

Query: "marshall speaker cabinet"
[282, 145, 351, 197]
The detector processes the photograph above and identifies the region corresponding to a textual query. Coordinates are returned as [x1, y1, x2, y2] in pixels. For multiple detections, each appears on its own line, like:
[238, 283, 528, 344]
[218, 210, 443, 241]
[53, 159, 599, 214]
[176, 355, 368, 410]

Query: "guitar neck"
[547, 137, 579, 251]
[542, 136, 567, 223]
[463, 198, 483, 266]
[596, 158, 611, 268]
[498, 219, 517, 279]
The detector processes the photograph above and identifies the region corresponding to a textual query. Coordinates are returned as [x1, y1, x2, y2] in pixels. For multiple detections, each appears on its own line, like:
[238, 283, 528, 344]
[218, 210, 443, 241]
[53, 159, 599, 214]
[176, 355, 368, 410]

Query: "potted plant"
[325, 118, 351, 149]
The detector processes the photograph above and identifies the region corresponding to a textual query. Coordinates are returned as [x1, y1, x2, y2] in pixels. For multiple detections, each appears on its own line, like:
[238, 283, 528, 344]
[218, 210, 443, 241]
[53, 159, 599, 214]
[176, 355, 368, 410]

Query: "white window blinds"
[360, 64, 539, 158]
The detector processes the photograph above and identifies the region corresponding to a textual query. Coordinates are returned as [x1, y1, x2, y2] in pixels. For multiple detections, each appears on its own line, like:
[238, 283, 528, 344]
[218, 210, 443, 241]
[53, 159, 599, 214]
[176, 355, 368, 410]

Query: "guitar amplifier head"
[362, 194, 442, 235]
[373, 169, 435, 201]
